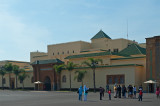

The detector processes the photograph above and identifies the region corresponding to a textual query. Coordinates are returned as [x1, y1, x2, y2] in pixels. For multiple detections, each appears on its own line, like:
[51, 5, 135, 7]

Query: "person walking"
[138, 88, 143, 101]
[108, 89, 111, 100]
[84, 85, 89, 101]
[117, 85, 121, 98]
[122, 85, 126, 98]
[78, 86, 83, 101]
[114, 84, 117, 98]
[156, 87, 160, 99]
[133, 86, 137, 99]
[99, 87, 103, 100]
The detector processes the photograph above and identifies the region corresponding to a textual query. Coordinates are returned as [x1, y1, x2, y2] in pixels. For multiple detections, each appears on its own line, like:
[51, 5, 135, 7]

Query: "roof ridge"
[91, 30, 111, 40]
[134, 44, 143, 54]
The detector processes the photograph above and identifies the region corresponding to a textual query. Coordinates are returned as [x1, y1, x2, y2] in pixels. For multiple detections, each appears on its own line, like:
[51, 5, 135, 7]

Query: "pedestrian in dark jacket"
[122, 85, 126, 98]
[117, 85, 121, 98]
[99, 87, 103, 100]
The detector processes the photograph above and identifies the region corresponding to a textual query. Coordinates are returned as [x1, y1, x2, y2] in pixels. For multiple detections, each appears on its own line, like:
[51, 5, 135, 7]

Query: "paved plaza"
[0, 90, 159, 106]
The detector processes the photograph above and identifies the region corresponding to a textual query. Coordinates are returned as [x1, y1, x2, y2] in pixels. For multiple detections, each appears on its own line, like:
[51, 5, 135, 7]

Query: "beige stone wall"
[18, 72, 34, 88]
[91, 38, 111, 50]
[91, 38, 137, 52]
[111, 58, 145, 66]
[30, 52, 48, 63]
[61, 66, 136, 91]
[0, 72, 34, 88]
[30, 37, 139, 63]
[47, 41, 90, 62]
[108, 39, 137, 52]
[70, 55, 111, 66]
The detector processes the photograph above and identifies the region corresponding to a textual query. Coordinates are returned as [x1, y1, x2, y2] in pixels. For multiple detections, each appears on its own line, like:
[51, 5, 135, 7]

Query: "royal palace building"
[30, 30, 148, 91]
[1, 30, 159, 92]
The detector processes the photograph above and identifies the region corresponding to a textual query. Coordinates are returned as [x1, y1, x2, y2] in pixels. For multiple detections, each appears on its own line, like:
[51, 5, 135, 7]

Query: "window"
[107, 75, 125, 84]
[108, 77, 112, 84]
[62, 75, 66, 83]
[53, 53, 54, 55]
[73, 51, 74, 53]
[120, 76, 124, 84]
[62, 52, 64, 54]
[67, 51, 69, 54]
[114, 77, 118, 84]
[20, 80, 23, 84]
[31, 77, 34, 83]
[113, 49, 119, 53]
[2, 78, 6, 84]
[57, 52, 59, 55]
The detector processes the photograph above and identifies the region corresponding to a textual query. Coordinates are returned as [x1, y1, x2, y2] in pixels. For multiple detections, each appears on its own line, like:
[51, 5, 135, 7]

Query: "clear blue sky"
[0, 0, 160, 62]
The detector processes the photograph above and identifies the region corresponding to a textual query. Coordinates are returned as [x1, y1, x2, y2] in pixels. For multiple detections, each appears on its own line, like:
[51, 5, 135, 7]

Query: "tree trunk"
[69, 71, 71, 91]
[57, 74, 61, 91]
[2, 76, 4, 90]
[16, 75, 17, 89]
[93, 68, 96, 93]
[9, 73, 11, 89]
[22, 81, 24, 89]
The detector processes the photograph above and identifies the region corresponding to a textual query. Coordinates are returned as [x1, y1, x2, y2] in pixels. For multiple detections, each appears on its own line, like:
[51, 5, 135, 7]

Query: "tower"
[146, 36, 160, 82]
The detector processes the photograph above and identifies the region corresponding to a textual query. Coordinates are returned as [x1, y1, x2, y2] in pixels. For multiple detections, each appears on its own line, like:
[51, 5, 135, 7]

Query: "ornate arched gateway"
[31, 59, 64, 91]
[44, 76, 51, 91]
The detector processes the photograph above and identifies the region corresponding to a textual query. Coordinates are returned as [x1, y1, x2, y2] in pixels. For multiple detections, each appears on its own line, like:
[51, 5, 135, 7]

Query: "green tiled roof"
[31, 59, 64, 65]
[65, 51, 112, 59]
[74, 64, 143, 69]
[111, 56, 146, 60]
[118, 43, 146, 56]
[91, 30, 111, 40]
[65, 43, 146, 60]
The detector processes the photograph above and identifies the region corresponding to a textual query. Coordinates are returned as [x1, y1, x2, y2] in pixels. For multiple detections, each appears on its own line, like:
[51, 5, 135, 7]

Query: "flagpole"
[127, 19, 128, 40]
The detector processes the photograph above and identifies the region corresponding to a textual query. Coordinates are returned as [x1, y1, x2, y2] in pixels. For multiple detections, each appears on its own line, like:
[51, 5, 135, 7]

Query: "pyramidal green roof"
[31, 59, 64, 65]
[118, 43, 146, 56]
[91, 30, 111, 40]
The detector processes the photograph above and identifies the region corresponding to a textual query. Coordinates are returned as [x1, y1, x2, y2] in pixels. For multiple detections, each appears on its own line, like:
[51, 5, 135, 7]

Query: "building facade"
[0, 60, 34, 89]
[30, 30, 148, 91]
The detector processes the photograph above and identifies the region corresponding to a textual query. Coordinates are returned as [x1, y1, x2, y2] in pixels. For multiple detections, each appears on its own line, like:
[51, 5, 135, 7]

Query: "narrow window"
[3, 78, 6, 84]
[62, 75, 66, 83]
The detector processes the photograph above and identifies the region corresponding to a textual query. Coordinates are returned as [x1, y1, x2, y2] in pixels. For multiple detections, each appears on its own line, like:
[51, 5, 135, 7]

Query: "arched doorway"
[44, 76, 51, 91]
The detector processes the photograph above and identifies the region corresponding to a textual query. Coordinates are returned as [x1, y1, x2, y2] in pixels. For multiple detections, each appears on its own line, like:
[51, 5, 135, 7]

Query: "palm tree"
[82, 58, 102, 92]
[13, 65, 21, 89]
[0, 66, 6, 90]
[74, 70, 87, 87]
[18, 69, 29, 89]
[53, 64, 64, 90]
[4, 63, 13, 89]
[65, 62, 77, 91]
